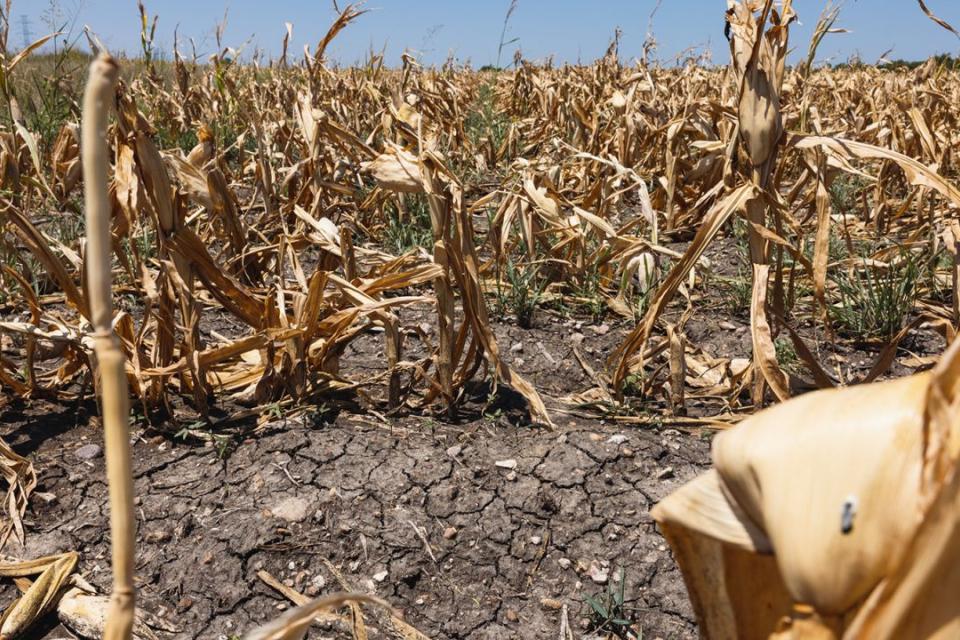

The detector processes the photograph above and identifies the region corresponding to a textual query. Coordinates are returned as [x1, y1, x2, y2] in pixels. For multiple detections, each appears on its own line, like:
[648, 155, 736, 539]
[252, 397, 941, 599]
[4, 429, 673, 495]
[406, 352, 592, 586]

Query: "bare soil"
[7, 412, 706, 639]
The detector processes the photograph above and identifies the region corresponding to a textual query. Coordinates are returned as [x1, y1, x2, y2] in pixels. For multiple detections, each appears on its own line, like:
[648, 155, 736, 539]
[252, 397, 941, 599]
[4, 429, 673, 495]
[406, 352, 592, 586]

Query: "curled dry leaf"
[361, 146, 425, 193]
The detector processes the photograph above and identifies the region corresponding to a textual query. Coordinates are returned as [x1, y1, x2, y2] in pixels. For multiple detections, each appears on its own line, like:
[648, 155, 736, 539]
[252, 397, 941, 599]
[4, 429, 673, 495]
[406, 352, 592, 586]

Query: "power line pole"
[19, 14, 33, 49]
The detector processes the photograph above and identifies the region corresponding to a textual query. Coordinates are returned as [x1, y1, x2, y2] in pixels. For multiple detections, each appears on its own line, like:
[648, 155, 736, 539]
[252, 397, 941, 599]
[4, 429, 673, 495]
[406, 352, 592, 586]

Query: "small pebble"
[588, 562, 609, 584]
[74, 444, 102, 460]
[443, 526, 458, 540]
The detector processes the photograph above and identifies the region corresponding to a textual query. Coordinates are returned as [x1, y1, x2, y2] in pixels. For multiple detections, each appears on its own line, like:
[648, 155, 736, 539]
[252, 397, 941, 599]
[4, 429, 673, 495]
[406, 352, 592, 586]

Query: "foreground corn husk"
[652, 336, 960, 638]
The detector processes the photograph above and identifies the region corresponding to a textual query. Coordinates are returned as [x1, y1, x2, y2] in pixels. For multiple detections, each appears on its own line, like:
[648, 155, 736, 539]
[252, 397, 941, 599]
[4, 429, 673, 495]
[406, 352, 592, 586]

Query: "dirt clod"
[271, 497, 312, 522]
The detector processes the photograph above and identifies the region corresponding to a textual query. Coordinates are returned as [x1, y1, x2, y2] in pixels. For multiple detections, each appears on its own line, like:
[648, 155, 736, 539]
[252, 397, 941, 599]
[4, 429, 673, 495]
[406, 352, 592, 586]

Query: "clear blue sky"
[15, 0, 960, 67]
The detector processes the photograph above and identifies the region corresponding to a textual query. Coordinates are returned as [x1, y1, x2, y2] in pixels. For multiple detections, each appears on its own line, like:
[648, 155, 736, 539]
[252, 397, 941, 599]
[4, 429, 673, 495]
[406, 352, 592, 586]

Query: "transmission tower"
[19, 14, 33, 49]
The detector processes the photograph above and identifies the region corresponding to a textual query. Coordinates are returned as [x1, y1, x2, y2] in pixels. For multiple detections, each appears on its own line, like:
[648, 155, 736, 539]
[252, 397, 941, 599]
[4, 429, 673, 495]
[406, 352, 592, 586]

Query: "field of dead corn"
[0, 0, 958, 638]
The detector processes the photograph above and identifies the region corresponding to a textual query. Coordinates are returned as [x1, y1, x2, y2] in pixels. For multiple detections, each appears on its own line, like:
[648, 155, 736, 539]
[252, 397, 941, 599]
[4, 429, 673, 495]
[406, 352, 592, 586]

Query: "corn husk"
[652, 338, 960, 638]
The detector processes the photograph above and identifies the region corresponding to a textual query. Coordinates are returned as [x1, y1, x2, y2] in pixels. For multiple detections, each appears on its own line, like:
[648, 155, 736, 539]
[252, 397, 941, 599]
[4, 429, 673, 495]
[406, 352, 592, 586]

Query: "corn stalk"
[81, 53, 136, 640]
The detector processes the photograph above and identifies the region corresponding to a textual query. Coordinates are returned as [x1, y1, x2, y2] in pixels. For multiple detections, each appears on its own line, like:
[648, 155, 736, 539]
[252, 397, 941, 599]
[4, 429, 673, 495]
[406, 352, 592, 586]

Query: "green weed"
[384, 194, 433, 255]
[495, 257, 546, 329]
[584, 567, 642, 640]
[718, 268, 752, 316]
[831, 247, 921, 341]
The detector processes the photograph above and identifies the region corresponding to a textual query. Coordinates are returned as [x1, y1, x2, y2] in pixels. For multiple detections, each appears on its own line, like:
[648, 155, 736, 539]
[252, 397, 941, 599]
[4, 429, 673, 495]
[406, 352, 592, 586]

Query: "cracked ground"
[1, 312, 712, 639]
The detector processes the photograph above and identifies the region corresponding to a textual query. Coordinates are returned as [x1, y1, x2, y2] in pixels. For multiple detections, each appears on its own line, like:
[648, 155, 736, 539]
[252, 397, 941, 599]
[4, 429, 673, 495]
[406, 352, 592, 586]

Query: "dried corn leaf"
[243, 593, 391, 640]
[917, 0, 960, 39]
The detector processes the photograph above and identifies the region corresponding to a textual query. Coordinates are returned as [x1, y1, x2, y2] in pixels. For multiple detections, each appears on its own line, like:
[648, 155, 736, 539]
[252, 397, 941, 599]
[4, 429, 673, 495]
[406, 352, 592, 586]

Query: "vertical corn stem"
[747, 166, 772, 404]
[82, 53, 136, 640]
[948, 222, 960, 327]
[427, 189, 456, 418]
[418, 126, 455, 417]
[729, 0, 793, 405]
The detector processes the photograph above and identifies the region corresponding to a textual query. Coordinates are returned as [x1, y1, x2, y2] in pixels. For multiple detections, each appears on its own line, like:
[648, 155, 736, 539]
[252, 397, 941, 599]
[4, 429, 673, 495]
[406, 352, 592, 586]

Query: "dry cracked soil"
[11, 407, 708, 640]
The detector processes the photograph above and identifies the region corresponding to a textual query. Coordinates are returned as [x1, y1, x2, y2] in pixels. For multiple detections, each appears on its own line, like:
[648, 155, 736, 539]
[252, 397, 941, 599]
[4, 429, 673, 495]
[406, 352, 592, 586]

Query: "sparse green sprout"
[584, 567, 642, 640]
[495, 257, 546, 329]
[831, 247, 922, 342]
[384, 193, 433, 255]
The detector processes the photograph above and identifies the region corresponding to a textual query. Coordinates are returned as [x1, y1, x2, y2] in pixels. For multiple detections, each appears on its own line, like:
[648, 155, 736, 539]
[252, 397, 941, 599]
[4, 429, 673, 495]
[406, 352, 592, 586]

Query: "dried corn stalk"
[81, 53, 137, 640]
[729, 0, 794, 404]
